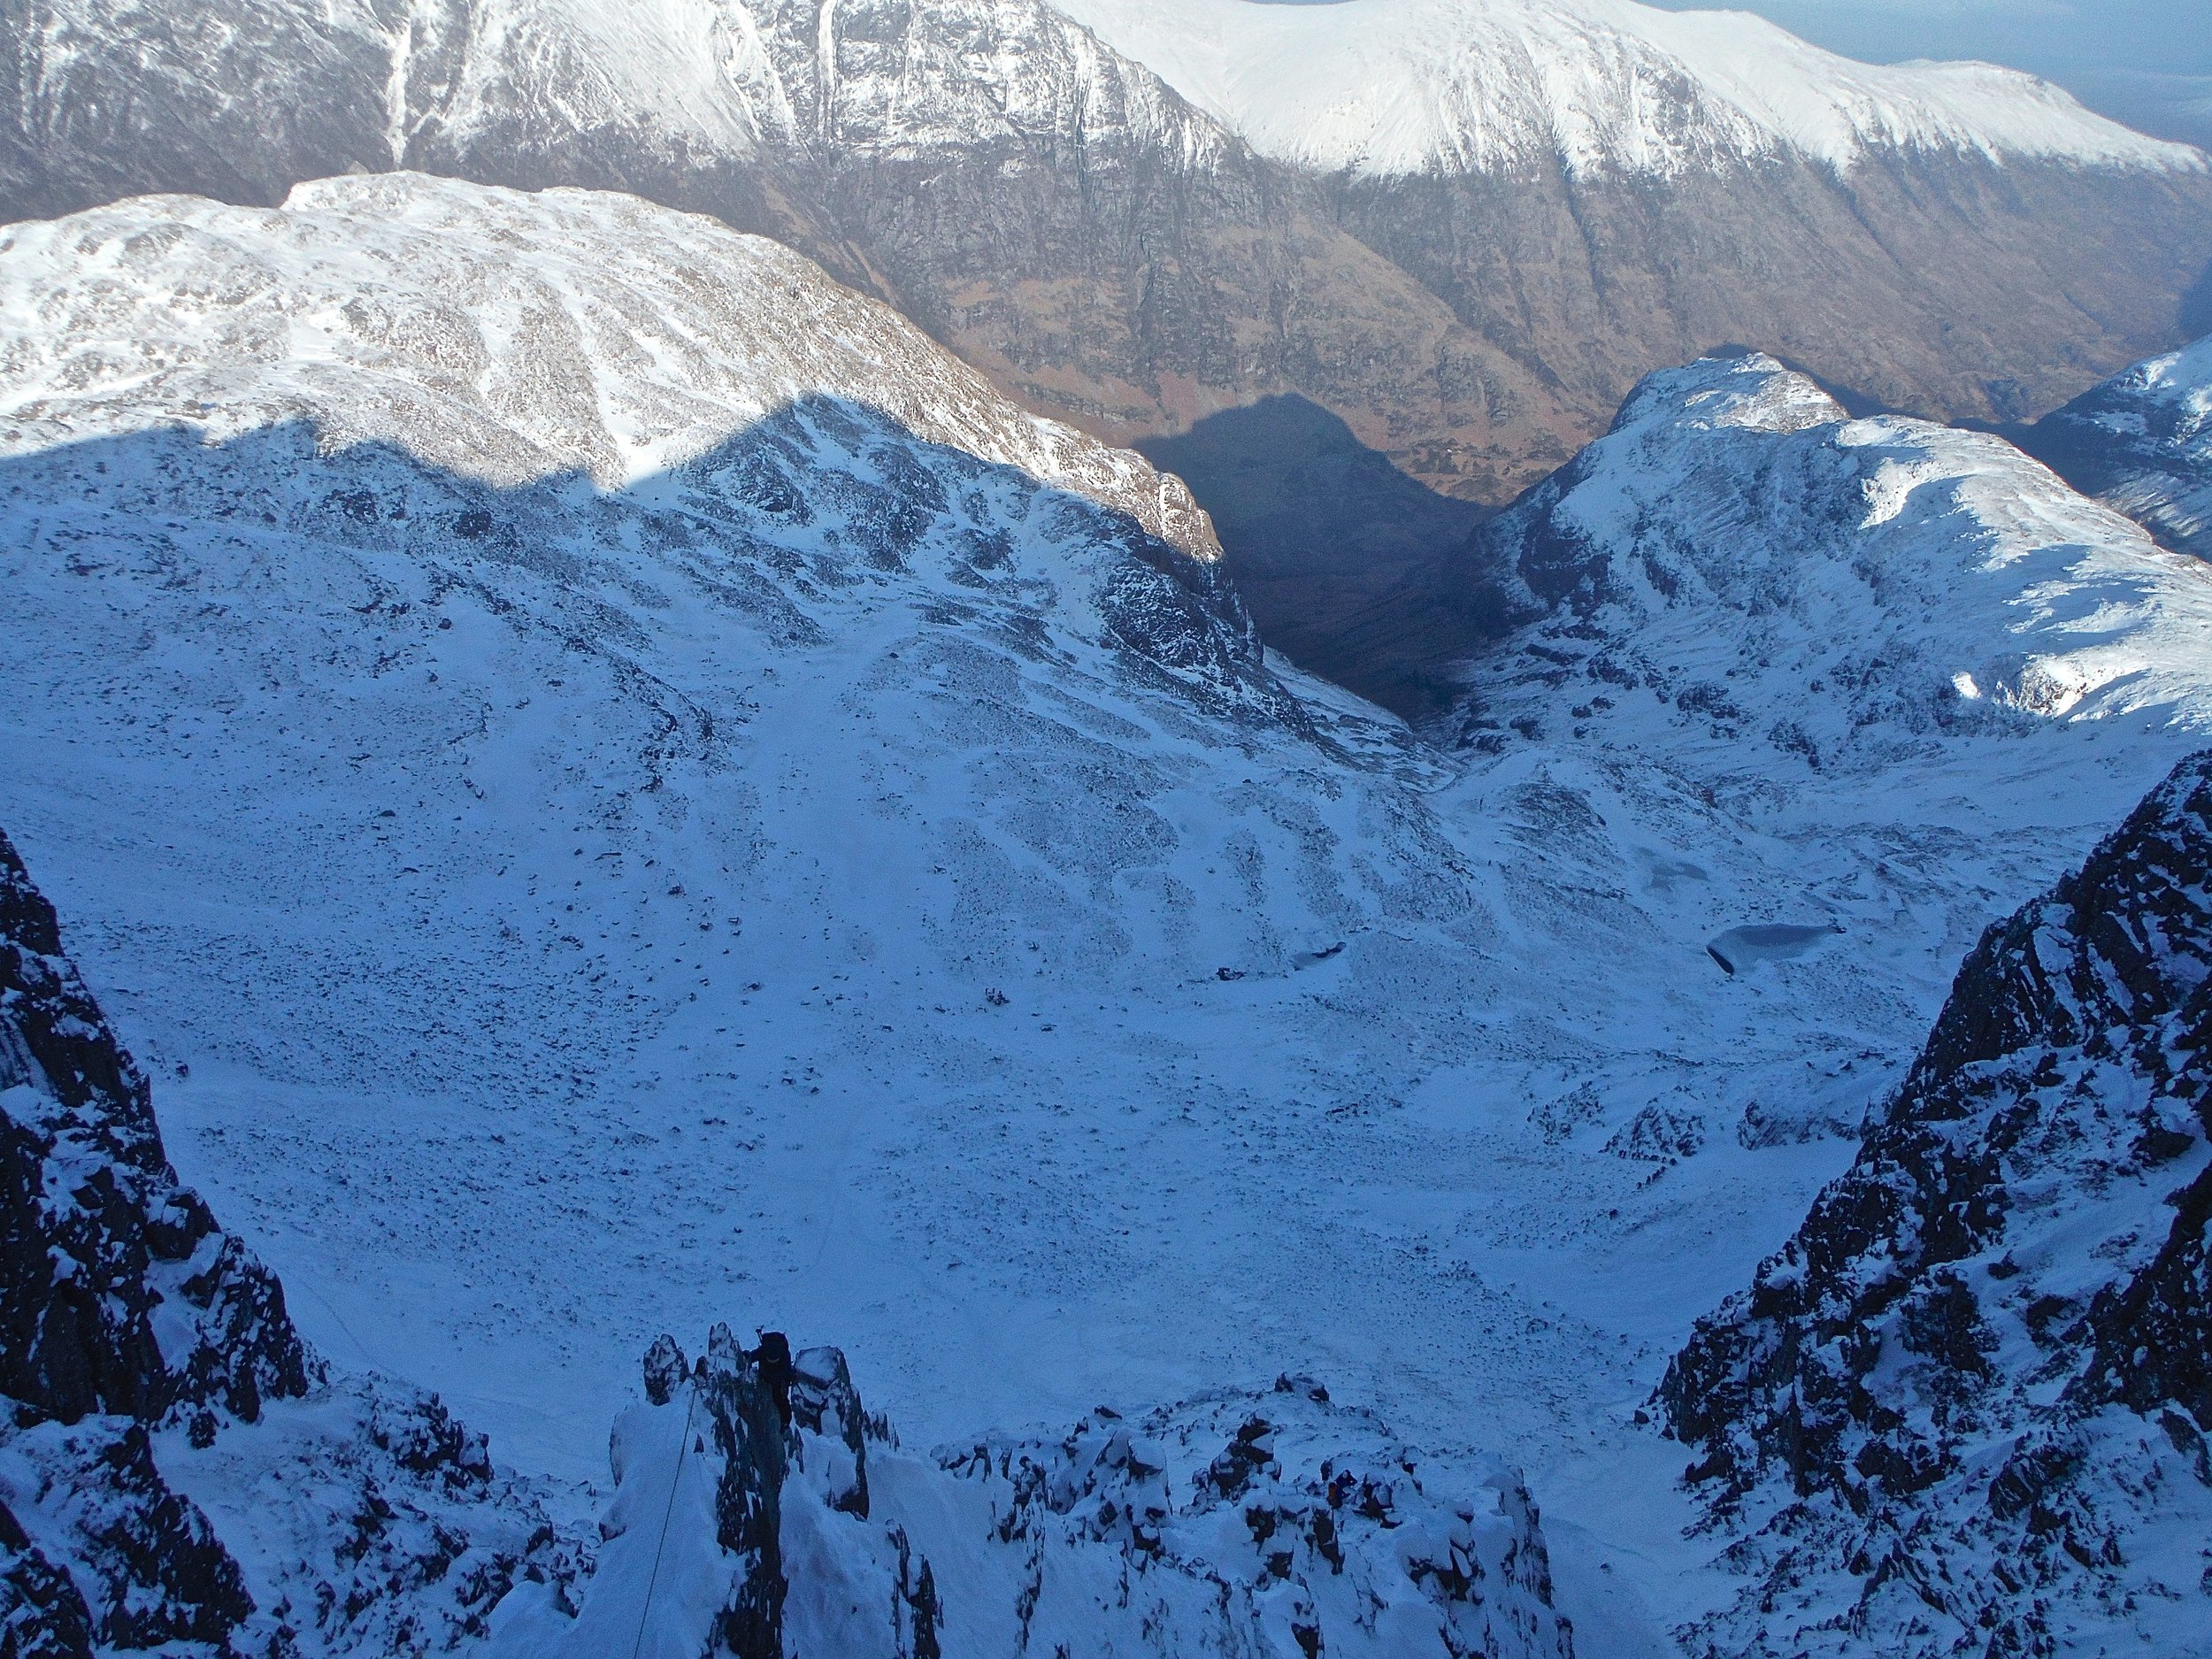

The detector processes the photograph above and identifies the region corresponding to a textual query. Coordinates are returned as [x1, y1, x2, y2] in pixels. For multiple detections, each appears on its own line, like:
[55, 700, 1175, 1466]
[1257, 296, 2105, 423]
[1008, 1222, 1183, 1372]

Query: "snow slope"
[4, 175, 2211, 1650]
[2024, 330, 2212, 563]
[1051, 0, 2206, 177]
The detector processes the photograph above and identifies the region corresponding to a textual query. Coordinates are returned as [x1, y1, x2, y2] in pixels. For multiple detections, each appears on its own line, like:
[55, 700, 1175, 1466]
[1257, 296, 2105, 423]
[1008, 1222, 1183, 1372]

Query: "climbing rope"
[630, 1380, 701, 1659]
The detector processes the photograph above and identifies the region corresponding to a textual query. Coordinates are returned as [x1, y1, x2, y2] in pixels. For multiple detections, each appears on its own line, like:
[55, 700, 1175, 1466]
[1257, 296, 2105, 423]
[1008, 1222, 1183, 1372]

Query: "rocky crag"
[1658, 750, 2212, 1657]
[1, 824, 571, 1657]
[495, 1332, 1577, 1659]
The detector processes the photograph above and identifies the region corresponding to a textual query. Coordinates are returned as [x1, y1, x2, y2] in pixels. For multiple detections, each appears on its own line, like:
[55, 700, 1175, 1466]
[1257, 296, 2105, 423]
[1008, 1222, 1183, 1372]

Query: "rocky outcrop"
[518, 1336, 1578, 1658]
[2018, 331, 2212, 563]
[1656, 751, 2212, 1657]
[0, 827, 569, 1656]
[0, 824, 306, 1652]
[0, 829, 311, 1432]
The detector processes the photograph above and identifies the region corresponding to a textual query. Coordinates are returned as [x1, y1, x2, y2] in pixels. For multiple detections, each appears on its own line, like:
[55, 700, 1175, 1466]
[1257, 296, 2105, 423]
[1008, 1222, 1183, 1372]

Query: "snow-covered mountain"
[1402, 353, 2212, 767]
[1661, 749, 2212, 1658]
[1053, 0, 2198, 178]
[1056, 0, 2212, 438]
[4, 0, 2211, 700]
[4, 173, 2211, 1653]
[2022, 331, 2212, 564]
[0, 0, 1565, 493]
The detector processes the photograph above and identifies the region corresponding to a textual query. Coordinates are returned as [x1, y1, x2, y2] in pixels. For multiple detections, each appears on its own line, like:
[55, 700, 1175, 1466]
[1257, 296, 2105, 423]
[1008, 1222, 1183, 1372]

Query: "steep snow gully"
[3, 173, 2212, 1656]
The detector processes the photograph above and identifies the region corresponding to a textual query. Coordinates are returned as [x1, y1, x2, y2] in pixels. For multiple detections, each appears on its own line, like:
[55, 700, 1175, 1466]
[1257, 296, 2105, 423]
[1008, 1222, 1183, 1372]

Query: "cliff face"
[0, 833, 310, 1434]
[1658, 751, 2212, 1657]
[0, 826, 309, 1654]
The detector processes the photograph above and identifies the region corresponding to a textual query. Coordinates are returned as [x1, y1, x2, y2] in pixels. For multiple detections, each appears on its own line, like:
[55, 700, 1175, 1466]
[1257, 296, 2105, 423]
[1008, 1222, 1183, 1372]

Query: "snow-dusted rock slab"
[501, 1331, 1576, 1659]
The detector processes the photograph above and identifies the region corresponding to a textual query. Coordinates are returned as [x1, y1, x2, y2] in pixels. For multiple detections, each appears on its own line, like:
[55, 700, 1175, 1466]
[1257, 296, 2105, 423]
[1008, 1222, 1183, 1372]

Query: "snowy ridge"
[1443, 352, 2212, 769]
[492, 1333, 1576, 1658]
[1050, 0, 2205, 177]
[0, 173, 1217, 557]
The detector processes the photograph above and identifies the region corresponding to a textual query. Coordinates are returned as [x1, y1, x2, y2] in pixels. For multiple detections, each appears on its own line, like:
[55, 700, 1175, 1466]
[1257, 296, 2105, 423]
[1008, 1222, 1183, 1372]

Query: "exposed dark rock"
[0, 1494, 94, 1658]
[1658, 750, 2212, 1655]
[702, 1326, 793, 1659]
[0, 830, 311, 1432]
[565, 1333, 1575, 1656]
[0, 1414, 250, 1650]
[0, 826, 313, 1653]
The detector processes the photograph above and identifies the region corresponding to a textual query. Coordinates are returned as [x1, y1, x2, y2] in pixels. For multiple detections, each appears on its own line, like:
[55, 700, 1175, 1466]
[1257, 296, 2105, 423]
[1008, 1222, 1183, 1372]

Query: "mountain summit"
[1056, 0, 2200, 178]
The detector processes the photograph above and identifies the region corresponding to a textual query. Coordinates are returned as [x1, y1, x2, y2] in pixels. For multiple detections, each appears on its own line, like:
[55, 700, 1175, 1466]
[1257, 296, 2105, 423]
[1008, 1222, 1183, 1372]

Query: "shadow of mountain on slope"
[0, 391, 1336, 789]
[2183, 257, 2212, 339]
[1133, 396, 1493, 713]
[2007, 325, 2212, 564]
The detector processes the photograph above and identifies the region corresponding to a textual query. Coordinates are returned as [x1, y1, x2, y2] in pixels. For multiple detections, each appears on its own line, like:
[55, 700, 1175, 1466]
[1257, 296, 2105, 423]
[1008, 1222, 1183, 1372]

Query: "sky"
[1275, 1, 2212, 147]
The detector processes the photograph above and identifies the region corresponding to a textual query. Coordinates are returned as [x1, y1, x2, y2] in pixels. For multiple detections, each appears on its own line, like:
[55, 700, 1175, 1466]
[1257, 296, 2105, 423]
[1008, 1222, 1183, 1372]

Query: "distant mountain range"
[4, 0, 2209, 683]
